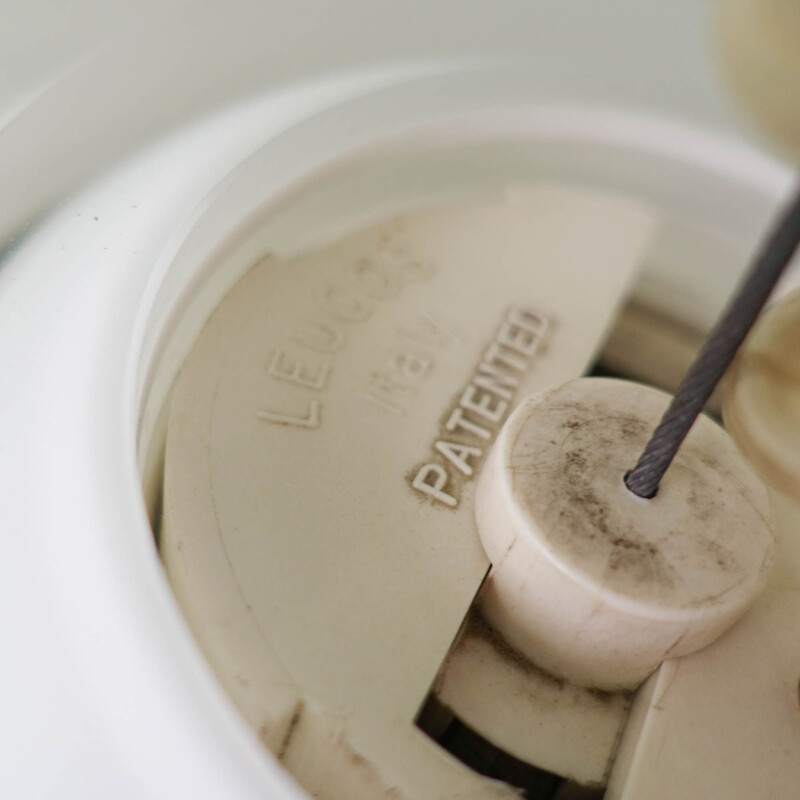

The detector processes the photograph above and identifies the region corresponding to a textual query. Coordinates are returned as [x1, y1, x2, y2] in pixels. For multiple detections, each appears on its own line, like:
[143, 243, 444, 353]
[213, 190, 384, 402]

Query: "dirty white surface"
[604, 288, 800, 798]
[162, 185, 656, 797]
[601, 324, 800, 797]
[607, 491, 800, 800]
[476, 377, 774, 689]
[435, 609, 631, 786]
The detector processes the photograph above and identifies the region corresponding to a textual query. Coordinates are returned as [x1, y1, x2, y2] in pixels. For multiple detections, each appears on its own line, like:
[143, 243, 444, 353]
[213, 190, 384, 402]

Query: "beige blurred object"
[717, 0, 800, 159]
[724, 289, 800, 500]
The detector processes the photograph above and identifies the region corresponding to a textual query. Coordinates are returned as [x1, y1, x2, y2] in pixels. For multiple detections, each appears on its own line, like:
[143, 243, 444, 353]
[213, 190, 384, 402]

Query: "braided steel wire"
[625, 184, 800, 499]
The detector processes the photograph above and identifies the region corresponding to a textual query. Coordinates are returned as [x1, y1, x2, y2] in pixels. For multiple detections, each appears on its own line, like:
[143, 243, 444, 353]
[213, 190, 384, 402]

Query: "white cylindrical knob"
[474, 377, 774, 690]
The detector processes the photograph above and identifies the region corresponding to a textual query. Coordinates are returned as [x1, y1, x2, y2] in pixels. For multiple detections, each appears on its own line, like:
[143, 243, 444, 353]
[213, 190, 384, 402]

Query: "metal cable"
[625, 183, 800, 499]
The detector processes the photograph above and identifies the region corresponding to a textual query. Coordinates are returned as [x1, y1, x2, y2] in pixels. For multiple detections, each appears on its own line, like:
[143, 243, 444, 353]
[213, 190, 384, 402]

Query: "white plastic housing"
[0, 2, 797, 798]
